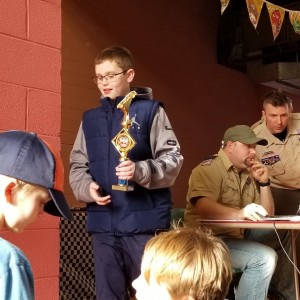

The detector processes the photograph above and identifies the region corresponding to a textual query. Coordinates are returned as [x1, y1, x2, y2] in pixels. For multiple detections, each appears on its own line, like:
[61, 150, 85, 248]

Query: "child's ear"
[5, 182, 16, 203]
[127, 69, 135, 82]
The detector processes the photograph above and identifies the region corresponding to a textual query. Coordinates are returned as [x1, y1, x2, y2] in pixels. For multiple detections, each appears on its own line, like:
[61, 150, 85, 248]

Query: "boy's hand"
[89, 182, 111, 205]
[116, 160, 136, 180]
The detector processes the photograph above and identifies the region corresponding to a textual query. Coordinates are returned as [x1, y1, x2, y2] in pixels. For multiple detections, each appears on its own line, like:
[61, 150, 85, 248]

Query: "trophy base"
[112, 184, 134, 192]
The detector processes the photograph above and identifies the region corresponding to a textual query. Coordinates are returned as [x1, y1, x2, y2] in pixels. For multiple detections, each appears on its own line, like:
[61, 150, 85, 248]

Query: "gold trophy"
[111, 91, 137, 191]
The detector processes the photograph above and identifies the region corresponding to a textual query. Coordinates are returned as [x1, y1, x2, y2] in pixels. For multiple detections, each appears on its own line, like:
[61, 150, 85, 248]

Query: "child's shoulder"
[131, 86, 153, 100]
[0, 237, 29, 265]
[83, 105, 101, 116]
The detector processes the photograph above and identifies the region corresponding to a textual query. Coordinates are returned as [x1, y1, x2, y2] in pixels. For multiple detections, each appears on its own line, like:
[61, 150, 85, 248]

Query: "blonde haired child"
[133, 227, 232, 300]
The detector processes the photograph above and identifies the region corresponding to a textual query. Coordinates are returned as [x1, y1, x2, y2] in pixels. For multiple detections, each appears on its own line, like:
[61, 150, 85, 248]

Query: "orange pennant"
[289, 11, 300, 34]
[246, 0, 264, 28]
[266, 3, 285, 40]
[220, 0, 230, 15]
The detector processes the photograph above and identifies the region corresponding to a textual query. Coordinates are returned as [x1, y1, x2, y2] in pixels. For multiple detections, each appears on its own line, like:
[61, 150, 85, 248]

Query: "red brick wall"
[0, 1, 62, 299]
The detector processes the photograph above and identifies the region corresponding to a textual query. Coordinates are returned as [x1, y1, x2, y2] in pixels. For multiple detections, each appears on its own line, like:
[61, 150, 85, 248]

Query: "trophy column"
[111, 91, 137, 191]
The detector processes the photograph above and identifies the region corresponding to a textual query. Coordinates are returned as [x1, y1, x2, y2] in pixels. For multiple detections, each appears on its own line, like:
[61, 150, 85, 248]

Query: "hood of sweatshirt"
[130, 86, 153, 100]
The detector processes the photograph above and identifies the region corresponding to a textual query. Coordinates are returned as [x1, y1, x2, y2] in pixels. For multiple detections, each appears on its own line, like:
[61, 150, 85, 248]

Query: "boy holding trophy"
[69, 46, 183, 300]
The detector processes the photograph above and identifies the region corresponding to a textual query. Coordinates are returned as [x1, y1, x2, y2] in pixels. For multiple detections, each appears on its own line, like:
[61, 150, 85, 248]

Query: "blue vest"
[82, 96, 171, 235]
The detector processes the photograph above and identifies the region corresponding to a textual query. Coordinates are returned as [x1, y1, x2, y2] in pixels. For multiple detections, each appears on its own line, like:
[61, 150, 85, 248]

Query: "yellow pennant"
[220, 0, 230, 15]
[289, 11, 300, 34]
[266, 3, 285, 40]
[245, 0, 264, 28]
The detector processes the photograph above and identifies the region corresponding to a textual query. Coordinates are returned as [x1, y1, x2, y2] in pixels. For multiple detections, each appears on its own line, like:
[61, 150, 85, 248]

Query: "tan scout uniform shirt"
[253, 114, 300, 190]
[184, 149, 260, 238]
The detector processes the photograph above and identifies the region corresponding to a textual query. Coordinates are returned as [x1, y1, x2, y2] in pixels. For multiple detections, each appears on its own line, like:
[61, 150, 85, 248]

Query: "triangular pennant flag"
[289, 11, 300, 34]
[220, 0, 230, 15]
[266, 3, 285, 40]
[245, 0, 264, 28]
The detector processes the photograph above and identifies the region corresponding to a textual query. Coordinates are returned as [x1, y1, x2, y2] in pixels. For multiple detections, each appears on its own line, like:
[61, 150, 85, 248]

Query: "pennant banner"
[220, 0, 300, 39]
[266, 3, 285, 40]
[289, 11, 300, 34]
[246, 0, 264, 29]
[221, 0, 230, 15]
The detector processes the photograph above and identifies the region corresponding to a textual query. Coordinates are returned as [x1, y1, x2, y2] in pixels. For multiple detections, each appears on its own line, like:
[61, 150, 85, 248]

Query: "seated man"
[132, 227, 232, 300]
[0, 130, 73, 300]
[184, 125, 294, 300]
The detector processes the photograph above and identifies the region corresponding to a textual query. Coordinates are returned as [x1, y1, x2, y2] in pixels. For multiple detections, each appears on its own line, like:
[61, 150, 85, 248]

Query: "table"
[198, 219, 300, 300]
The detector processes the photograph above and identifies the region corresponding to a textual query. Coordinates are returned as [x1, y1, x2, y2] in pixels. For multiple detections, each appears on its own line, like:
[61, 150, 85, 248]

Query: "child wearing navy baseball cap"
[0, 130, 72, 300]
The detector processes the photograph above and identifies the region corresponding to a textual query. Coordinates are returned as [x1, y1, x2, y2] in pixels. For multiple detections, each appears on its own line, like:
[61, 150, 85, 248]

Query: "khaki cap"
[223, 125, 268, 146]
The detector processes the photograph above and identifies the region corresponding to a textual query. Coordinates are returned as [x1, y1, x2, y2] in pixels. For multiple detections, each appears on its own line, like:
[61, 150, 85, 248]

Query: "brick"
[0, 35, 61, 92]
[26, 214, 60, 230]
[28, 0, 61, 48]
[39, 135, 61, 152]
[0, 82, 27, 130]
[27, 89, 61, 136]
[35, 277, 59, 300]
[0, 0, 26, 38]
[41, 0, 61, 6]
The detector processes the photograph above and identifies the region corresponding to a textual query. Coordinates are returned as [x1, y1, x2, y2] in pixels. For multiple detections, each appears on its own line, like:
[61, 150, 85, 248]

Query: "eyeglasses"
[92, 70, 128, 84]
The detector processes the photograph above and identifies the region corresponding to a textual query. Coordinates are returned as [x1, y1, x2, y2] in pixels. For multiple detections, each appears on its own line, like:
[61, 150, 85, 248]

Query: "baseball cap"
[0, 130, 73, 220]
[223, 125, 268, 146]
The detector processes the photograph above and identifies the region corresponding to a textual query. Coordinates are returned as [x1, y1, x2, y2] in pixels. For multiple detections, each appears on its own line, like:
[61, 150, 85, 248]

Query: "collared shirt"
[0, 237, 34, 300]
[184, 149, 260, 238]
[253, 113, 300, 189]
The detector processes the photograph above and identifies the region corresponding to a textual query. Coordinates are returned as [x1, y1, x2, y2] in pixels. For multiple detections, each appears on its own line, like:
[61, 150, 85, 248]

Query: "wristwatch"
[258, 179, 271, 187]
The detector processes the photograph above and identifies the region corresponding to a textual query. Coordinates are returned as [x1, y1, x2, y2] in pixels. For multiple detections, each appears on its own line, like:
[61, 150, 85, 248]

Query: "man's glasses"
[92, 70, 128, 84]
